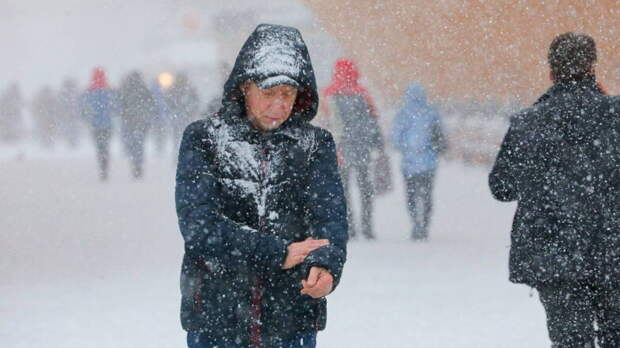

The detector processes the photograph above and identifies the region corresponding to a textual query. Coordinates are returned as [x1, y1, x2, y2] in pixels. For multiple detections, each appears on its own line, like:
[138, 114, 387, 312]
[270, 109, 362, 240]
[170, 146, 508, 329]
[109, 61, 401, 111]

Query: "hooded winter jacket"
[322, 59, 383, 166]
[81, 68, 115, 130]
[175, 24, 348, 346]
[489, 79, 620, 287]
[391, 83, 446, 176]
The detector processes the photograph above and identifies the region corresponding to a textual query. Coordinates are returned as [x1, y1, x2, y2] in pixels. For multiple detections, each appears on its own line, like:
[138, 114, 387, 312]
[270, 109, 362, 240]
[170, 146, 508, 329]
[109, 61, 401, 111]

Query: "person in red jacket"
[322, 59, 387, 239]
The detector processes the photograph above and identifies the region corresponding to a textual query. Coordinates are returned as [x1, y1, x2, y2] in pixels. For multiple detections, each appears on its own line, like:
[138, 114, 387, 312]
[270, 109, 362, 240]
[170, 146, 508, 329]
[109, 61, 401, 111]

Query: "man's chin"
[262, 120, 283, 130]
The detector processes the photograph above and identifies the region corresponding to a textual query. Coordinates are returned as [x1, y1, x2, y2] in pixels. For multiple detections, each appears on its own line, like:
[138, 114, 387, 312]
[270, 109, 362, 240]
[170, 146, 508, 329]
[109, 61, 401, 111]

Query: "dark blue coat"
[489, 79, 620, 287]
[175, 24, 348, 346]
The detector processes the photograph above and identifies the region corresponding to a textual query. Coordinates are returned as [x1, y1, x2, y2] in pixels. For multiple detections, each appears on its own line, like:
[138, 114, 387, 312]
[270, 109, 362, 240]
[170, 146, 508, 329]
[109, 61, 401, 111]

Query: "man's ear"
[549, 69, 556, 83]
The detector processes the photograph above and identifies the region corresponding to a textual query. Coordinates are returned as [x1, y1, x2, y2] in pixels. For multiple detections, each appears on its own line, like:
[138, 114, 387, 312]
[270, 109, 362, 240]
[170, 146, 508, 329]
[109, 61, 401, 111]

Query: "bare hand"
[300, 266, 333, 298]
[282, 238, 329, 270]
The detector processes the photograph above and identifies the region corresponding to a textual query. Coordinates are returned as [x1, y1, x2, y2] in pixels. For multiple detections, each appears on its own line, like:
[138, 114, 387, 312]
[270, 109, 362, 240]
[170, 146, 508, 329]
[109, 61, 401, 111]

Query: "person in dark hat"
[175, 24, 348, 348]
[489, 32, 620, 348]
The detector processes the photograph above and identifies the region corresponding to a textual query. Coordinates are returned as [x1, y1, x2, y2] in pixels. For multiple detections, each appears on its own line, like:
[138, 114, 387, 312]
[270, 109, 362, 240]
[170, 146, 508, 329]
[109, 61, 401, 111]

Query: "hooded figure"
[166, 72, 200, 154]
[322, 59, 385, 239]
[391, 83, 446, 240]
[80, 67, 116, 180]
[118, 71, 156, 179]
[175, 24, 348, 348]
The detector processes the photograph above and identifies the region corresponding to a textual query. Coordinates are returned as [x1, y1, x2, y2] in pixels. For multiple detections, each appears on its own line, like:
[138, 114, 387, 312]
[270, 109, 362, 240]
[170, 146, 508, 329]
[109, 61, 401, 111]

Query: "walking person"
[118, 70, 156, 179]
[166, 72, 200, 155]
[489, 33, 620, 348]
[150, 77, 172, 156]
[80, 67, 115, 180]
[322, 59, 386, 240]
[175, 24, 348, 348]
[391, 82, 446, 241]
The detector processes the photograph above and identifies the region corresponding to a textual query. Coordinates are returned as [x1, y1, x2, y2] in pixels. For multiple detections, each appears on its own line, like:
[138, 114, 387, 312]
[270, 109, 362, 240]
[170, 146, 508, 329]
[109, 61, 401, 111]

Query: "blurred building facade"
[304, 0, 620, 104]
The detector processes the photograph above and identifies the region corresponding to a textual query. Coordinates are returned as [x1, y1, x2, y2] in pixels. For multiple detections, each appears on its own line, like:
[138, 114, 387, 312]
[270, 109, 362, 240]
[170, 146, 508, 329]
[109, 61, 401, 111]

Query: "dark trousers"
[93, 127, 111, 180]
[341, 161, 374, 239]
[187, 331, 317, 348]
[122, 126, 147, 179]
[537, 282, 620, 348]
[404, 170, 435, 239]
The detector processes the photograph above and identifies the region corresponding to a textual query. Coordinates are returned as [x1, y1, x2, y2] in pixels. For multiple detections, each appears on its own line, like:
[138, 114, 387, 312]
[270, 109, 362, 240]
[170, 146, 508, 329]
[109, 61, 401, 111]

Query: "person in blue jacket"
[175, 24, 348, 348]
[80, 67, 116, 181]
[391, 82, 446, 241]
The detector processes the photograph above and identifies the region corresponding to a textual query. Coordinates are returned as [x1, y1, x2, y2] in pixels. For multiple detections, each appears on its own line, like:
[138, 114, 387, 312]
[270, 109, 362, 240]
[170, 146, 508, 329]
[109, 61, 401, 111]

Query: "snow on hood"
[221, 23, 319, 123]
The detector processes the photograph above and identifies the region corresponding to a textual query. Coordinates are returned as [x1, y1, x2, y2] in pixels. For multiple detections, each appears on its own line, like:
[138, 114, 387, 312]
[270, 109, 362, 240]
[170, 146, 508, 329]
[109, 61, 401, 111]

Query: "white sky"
[1, 0, 339, 98]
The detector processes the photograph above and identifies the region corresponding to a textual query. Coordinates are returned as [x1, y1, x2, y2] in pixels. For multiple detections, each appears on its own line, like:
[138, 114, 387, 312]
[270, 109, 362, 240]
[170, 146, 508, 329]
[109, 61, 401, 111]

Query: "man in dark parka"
[175, 24, 348, 348]
[489, 33, 620, 348]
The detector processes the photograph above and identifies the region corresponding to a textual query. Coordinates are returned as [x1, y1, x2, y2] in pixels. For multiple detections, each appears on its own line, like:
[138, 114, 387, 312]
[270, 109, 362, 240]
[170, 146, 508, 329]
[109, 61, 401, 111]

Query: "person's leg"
[357, 162, 374, 239]
[94, 128, 111, 181]
[340, 163, 356, 239]
[125, 127, 145, 179]
[404, 174, 417, 238]
[132, 129, 146, 179]
[405, 173, 425, 240]
[537, 282, 596, 348]
[419, 170, 436, 239]
[594, 285, 620, 348]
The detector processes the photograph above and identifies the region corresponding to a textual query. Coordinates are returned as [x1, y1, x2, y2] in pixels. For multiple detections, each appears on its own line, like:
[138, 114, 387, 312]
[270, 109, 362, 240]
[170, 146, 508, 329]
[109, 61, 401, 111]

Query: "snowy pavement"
[1, 149, 550, 347]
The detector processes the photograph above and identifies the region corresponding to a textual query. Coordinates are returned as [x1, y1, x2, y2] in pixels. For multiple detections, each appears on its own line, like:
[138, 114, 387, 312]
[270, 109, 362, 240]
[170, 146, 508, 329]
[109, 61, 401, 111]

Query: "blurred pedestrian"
[118, 71, 156, 179]
[80, 67, 115, 180]
[322, 59, 387, 240]
[150, 77, 172, 156]
[391, 82, 446, 241]
[166, 72, 199, 155]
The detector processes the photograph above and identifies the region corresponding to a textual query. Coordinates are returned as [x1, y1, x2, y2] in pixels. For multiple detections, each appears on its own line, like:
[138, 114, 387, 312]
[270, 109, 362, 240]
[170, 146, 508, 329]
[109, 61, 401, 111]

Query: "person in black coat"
[175, 24, 348, 348]
[489, 32, 620, 348]
[118, 70, 156, 179]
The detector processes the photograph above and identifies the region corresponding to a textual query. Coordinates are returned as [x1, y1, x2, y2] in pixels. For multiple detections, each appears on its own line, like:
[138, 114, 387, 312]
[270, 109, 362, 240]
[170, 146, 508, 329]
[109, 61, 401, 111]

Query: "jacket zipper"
[250, 140, 270, 347]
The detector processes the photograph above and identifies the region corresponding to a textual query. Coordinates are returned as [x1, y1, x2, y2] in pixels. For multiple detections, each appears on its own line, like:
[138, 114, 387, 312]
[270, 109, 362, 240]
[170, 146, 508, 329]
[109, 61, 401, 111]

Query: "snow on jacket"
[391, 83, 446, 176]
[175, 24, 348, 346]
[489, 78, 620, 287]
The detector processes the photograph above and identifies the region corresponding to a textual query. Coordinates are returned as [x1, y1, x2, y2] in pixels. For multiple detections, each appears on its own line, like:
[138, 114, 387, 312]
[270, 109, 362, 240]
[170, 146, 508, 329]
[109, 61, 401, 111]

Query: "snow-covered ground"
[1, 144, 550, 347]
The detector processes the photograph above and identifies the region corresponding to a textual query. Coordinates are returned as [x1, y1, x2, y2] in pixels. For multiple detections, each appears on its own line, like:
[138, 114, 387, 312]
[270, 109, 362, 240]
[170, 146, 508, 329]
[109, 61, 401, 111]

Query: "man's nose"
[272, 97, 289, 110]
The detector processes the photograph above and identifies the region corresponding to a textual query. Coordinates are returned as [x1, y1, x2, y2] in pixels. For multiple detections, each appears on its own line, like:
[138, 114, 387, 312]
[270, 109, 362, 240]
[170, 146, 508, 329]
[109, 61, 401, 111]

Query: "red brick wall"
[304, 0, 620, 104]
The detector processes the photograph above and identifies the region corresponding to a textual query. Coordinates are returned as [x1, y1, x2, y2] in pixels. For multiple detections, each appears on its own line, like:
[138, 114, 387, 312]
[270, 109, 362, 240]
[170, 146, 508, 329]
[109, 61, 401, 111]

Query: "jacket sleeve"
[302, 130, 349, 291]
[488, 115, 527, 202]
[390, 109, 407, 152]
[175, 121, 288, 274]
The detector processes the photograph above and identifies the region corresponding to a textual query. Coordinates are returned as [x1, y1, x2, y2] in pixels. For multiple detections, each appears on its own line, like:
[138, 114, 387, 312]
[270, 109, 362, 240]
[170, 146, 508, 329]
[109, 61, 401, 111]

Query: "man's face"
[243, 81, 298, 131]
